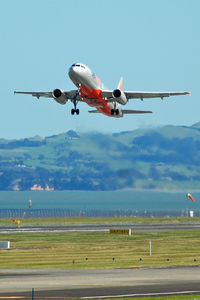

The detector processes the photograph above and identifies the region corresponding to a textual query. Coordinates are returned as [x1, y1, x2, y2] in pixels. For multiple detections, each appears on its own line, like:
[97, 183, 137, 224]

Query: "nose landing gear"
[71, 96, 80, 115]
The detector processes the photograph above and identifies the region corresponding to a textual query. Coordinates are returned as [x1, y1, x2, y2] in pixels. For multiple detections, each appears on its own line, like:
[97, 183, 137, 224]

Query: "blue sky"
[0, 0, 199, 138]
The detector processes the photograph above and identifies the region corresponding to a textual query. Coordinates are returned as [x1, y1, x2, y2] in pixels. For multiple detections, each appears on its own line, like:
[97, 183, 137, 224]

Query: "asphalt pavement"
[1, 223, 200, 299]
[1, 222, 200, 233]
[0, 266, 200, 299]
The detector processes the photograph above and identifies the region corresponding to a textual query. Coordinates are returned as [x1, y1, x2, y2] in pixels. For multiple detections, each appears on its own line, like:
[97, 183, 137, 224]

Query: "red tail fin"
[117, 77, 124, 90]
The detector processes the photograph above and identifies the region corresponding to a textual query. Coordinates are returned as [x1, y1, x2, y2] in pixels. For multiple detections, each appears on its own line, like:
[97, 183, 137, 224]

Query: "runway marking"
[81, 290, 200, 299]
[0, 297, 26, 299]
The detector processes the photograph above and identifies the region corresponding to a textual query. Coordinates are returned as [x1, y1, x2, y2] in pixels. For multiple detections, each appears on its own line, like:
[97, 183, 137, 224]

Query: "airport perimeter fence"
[0, 208, 198, 218]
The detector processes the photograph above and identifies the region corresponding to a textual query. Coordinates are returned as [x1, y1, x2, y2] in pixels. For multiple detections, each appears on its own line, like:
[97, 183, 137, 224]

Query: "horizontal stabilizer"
[88, 110, 100, 113]
[122, 109, 152, 114]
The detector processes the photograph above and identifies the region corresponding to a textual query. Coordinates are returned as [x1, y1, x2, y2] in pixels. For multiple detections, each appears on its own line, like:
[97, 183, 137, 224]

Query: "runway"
[1, 223, 200, 298]
[0, 266, 200, 299]
[1, 222, 200, 233]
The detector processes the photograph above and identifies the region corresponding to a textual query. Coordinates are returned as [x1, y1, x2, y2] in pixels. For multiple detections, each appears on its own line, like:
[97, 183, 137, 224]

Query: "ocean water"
[0, 190, 199, 212]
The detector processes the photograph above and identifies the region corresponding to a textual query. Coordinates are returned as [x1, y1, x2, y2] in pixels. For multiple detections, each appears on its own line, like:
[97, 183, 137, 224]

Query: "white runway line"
[81, 290, 200, 299]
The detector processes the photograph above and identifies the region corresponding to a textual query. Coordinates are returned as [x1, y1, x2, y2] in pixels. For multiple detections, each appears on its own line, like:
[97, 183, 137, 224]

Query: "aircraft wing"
[124, 91, 191, 100]
[101, 90, 191, 100]
[14, 91, 54, 99]
[14, 90, 81, 100]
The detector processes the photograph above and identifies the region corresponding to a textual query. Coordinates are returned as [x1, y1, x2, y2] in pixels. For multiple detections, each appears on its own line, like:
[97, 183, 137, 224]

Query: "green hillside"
[0, 124, 200, 191]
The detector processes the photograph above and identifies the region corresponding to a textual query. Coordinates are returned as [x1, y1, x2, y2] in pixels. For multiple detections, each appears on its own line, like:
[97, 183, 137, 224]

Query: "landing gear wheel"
[111, 109, 119, 116]
[71, 97, 80, 116]
[71, 108, 79, 115]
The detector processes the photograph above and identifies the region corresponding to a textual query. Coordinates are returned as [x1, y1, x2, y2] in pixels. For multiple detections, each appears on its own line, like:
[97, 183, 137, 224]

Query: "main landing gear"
[111, 108, 119, 116]
[111, 101, 119, 116]
[71, 98, 79, 115]
[71, 108, 79, 115]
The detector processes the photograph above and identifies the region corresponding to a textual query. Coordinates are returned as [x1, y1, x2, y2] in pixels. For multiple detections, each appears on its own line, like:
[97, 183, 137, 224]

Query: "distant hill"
[0, 124, 200, 191]
[191, 121, 200, 129]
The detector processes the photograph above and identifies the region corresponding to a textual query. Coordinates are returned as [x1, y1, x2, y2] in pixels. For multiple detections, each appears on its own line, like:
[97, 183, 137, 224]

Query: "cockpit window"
[72, 63, 85, 69]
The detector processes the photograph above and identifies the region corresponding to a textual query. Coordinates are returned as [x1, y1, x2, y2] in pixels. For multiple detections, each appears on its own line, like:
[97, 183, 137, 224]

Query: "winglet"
[117, 77, 124, 90]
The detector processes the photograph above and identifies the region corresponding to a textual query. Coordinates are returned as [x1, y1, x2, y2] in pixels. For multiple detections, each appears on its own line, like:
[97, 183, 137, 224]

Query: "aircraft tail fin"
[118, 77, 124, 90]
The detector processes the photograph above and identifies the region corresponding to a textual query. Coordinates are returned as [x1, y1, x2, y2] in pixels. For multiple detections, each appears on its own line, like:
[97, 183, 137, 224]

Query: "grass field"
[1, 216, 200, 227]
[0, 229, 200, 269]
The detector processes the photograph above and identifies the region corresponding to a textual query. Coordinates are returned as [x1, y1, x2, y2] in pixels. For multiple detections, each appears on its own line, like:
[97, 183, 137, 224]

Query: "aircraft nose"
[69, 64, 80, 77]
[68, 64, 81, 83]
[68, 66, 76, 80]
[69, 63, 86, 81]
[68, 65, 74, 75]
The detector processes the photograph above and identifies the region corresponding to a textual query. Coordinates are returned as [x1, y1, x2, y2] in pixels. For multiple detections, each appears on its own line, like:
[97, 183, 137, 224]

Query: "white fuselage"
[68, 63, 123, 117]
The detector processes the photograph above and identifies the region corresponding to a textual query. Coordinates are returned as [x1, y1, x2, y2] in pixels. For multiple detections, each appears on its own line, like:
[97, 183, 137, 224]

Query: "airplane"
[14, 63, 191, 118]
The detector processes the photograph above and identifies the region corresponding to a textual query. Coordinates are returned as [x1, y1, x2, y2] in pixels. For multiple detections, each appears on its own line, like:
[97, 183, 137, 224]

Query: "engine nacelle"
[112, 89, 127, 105]
[52, 89, 67, 104]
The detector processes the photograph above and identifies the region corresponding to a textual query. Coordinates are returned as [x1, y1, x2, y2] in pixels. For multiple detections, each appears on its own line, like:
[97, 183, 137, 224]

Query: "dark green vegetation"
[1, 122, 200, 190]
[1, 230, 200, 268]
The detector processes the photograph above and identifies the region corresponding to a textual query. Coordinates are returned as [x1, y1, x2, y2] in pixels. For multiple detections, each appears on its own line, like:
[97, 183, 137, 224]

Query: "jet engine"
[112, 89, 127, 105]
[52, 89, 67, 104]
